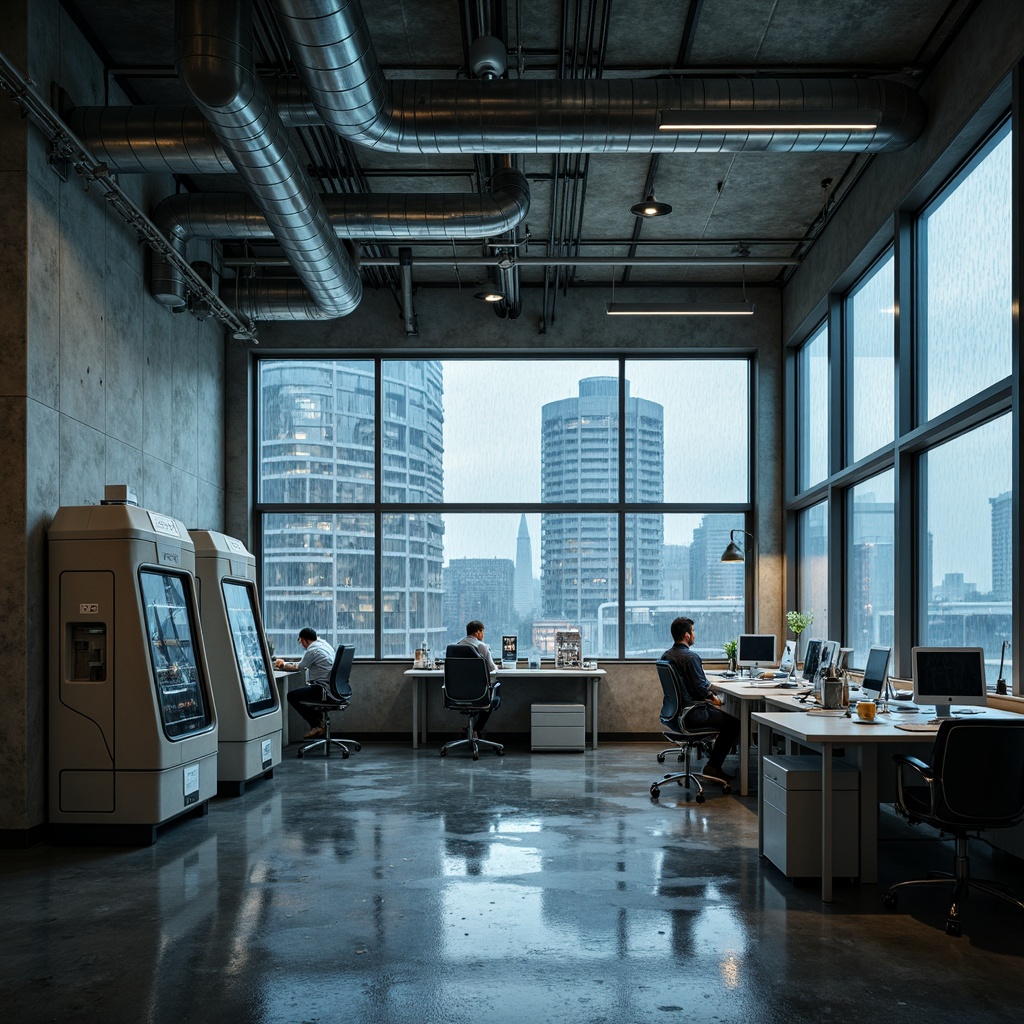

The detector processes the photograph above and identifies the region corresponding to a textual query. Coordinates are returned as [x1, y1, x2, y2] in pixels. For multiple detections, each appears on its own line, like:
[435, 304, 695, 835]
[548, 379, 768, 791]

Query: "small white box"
[531, 703, 585, 751]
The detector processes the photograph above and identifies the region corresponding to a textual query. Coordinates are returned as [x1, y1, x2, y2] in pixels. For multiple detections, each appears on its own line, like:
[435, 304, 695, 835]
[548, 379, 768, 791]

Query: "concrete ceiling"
[63, 0, 972, 319]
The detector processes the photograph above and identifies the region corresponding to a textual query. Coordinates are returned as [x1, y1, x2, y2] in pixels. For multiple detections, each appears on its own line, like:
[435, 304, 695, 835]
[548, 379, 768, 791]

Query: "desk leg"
[821, 743, 833, 903]
[412, 676, 419, 749]
[738, 700, 750, 797]
[856, 743, 878, 883]
[756, 721, 770, 858]
[590, 677, 599, 749]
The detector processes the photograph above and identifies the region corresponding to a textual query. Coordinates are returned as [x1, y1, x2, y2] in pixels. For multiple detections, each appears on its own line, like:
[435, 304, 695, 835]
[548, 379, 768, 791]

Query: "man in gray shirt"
[456, 620, 500, 735]
[276, 627, 335, 739]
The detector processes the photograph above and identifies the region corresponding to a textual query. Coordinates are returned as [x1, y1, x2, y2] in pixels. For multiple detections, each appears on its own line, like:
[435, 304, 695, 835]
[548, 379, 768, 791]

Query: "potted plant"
[785, 610, 813, 663]
[722, 639, 738, 673]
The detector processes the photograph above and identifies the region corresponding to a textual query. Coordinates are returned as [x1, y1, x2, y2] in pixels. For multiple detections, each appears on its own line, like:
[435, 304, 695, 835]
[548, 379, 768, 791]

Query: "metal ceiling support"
[398, 247, 417, 337]
[175, 0, 361, 317]
[148, 168, 530, 306]
[269, 0, 925, 154]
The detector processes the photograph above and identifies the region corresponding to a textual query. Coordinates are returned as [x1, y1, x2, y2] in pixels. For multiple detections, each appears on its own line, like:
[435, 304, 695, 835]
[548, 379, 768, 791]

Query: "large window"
[846, 251, 894, 464]
[797, 323, 829, 490]
[846, 470, 894, 669]
[789, 115, 1014, 692]
[257, 358, 752, 660]
[919, 123, 1011, 421]
[920, 416, 1011, 685]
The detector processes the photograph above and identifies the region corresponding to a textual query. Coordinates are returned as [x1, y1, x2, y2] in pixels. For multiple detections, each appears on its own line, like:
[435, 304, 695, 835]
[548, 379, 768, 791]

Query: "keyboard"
[895, 722, 940, 733]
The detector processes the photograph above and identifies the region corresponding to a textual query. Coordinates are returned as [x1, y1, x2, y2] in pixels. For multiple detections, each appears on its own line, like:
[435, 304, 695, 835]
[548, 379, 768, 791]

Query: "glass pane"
[625, 361, 749, 503]
[384, 360, 618, 504]
[222, 580, 276, 715]
[847, 252, 894, 463]
[140, 570, 212, 738]
[797, 323, 829, 490]
[797, 501, 829, 657]
[622, 513, 745, 659]
[921, 415, 1011, 687]
[259, 360, 375, 503]
[921, 125, 1012, 420]
[846, 471, 894, 670]
[261, 513, 375, 657]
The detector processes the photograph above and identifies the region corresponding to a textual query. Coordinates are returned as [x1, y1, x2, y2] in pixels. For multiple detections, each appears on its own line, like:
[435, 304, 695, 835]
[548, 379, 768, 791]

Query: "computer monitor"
[778, 642, 795, 677]
[817, 639, 840, 676]
[736, 634, 776, 674]
[860, 645, 891, 700]
[801, 638, 823, 682]
[912, 646, 988, 718]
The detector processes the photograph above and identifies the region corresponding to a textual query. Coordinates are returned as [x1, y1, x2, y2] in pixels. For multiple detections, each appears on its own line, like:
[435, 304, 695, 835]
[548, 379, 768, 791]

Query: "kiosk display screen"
[223, 580, 277, 715]
[141, 569, 212, 738]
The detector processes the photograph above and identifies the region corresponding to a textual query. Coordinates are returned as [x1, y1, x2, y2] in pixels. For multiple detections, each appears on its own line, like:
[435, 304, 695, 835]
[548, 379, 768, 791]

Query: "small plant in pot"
[722, 639, 738, 672]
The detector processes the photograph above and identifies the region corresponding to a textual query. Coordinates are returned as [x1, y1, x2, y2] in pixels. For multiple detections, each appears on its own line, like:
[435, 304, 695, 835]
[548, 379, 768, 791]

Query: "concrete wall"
[225, 283, 785, 737]
[0, 0, 227, 840]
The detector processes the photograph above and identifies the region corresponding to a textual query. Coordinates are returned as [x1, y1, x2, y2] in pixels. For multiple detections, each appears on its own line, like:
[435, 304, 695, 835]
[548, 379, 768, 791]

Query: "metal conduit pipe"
[399, 247, 417, 337]
[270, 0, 926, 154]
[175, 0, 361, 317]
[148, 167, 529, 306]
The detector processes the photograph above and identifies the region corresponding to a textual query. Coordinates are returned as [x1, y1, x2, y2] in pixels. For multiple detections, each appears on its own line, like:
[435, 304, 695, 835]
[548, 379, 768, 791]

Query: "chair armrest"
[893, 753, 938, 819]
[892, 753, 934, 782]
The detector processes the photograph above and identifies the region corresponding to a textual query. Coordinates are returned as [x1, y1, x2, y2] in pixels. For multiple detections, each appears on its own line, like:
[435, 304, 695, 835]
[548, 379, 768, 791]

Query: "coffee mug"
[856, 701, 877, 722]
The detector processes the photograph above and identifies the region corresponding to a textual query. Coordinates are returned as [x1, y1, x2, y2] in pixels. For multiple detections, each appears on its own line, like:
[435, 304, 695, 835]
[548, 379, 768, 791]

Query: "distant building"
[690, 516, 744, 600]
[540, 377, 664, 646]
[990, 490, 1011, 600]
[514, 514, 535, 616]
[663, 543, 691, 601]
[443, 558, 515, 638]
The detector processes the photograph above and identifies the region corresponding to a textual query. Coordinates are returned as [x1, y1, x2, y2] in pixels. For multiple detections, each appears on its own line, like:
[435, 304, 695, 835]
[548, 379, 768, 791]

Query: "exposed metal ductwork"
[149, 167, 530, 306]
[175, 0, 361, 317]
[271, 0, 925, 155]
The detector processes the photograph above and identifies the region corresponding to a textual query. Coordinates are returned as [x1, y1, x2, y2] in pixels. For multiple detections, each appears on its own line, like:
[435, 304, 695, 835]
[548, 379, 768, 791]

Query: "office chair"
[882, 718, 1024, 936]
[295, 645, 362, 759]
[440, 644, 504, 760]
[650, 659, 730, 802]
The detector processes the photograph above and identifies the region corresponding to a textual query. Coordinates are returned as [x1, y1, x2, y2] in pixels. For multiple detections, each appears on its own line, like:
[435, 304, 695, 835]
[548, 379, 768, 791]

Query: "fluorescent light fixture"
[606, 301, 755, 316]
[657, 109, 881, 132]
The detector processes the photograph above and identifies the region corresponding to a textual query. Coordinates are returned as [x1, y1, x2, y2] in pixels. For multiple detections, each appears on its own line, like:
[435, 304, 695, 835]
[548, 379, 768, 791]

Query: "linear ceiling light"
[657, 109, 881, 132]
[606, 301, 755, 316]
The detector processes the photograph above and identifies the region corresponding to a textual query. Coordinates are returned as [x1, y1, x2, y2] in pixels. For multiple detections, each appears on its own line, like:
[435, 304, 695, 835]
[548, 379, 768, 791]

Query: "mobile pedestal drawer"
[531, 704, 585, 752]
[762, 754, 859, 878]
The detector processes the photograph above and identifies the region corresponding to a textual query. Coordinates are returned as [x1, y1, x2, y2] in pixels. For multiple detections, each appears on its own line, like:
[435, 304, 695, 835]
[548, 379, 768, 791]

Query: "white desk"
[403, 667, 605, 749]
[709, 677, 811, 796]
[751, 706, 1020, 903]
[272, 669, 305, 745]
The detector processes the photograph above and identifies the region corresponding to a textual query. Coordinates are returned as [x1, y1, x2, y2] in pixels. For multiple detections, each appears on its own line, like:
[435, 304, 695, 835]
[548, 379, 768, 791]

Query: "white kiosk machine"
[48, 486, 218, 844]
[190, 530, 282, 795]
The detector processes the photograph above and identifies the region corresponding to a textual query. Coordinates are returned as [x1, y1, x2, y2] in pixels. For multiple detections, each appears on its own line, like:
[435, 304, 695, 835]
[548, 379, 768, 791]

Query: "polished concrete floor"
[3, 740, 1023, 1024]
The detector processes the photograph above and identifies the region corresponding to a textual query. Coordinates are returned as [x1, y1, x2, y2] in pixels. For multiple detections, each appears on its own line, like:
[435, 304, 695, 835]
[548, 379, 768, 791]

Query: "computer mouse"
[721, 670, 737, 678]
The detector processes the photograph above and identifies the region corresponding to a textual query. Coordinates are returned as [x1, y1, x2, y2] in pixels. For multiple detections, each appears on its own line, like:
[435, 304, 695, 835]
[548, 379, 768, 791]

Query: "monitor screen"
[912, 647, 987, 717]
[737, 634, 776, 668]
[801, 639, 823, 681]
[222, 580, 277, 715]
[778, 642, 795, 675]
[818, 640, 840, 675]
[860, 646, 891, 698]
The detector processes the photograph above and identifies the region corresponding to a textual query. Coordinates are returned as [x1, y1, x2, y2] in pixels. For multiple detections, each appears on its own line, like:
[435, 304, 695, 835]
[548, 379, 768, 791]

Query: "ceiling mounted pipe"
[175, 0, 361, 317]
[269, 0, 925, 154]
[147, 169, 529, 309]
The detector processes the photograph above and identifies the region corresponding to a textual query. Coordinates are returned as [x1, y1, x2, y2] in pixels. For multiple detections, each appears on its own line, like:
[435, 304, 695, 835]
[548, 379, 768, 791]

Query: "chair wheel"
[696, 793, 706, 804]
[650, 785, 661, 799]
[439, 748, 447, 757]
[945, 918, 961, 937]
[882, 891, 898, 910]
[677, 754, 685, 762]
[497, 748, 505, 756]
[722, 784, 731, 794]
[351, 742, 362, 752]
[341, 750, 350, 759]
[657, 754, 665, 763]
[472, 752, 479, 760]
[296, 750, 304, 758]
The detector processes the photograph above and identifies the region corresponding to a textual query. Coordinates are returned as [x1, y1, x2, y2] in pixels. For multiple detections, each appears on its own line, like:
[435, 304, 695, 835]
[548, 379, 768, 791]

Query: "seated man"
[275, 627, 335, 739]
[456, 619, 501, 735]
[662, 616, 741, 783]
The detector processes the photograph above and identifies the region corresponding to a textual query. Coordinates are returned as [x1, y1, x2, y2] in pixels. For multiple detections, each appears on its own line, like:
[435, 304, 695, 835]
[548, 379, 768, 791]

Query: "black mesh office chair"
[882, 718, 1024, 935]
[650, 659, 730, 802]
[440, 644, 504, 760]
[296, 645, 362, 759]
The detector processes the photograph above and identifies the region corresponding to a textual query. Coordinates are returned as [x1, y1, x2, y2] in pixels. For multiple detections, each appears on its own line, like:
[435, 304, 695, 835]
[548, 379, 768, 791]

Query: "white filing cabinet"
[531, 704, 585, 751]
[762, 754, 859, 878]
